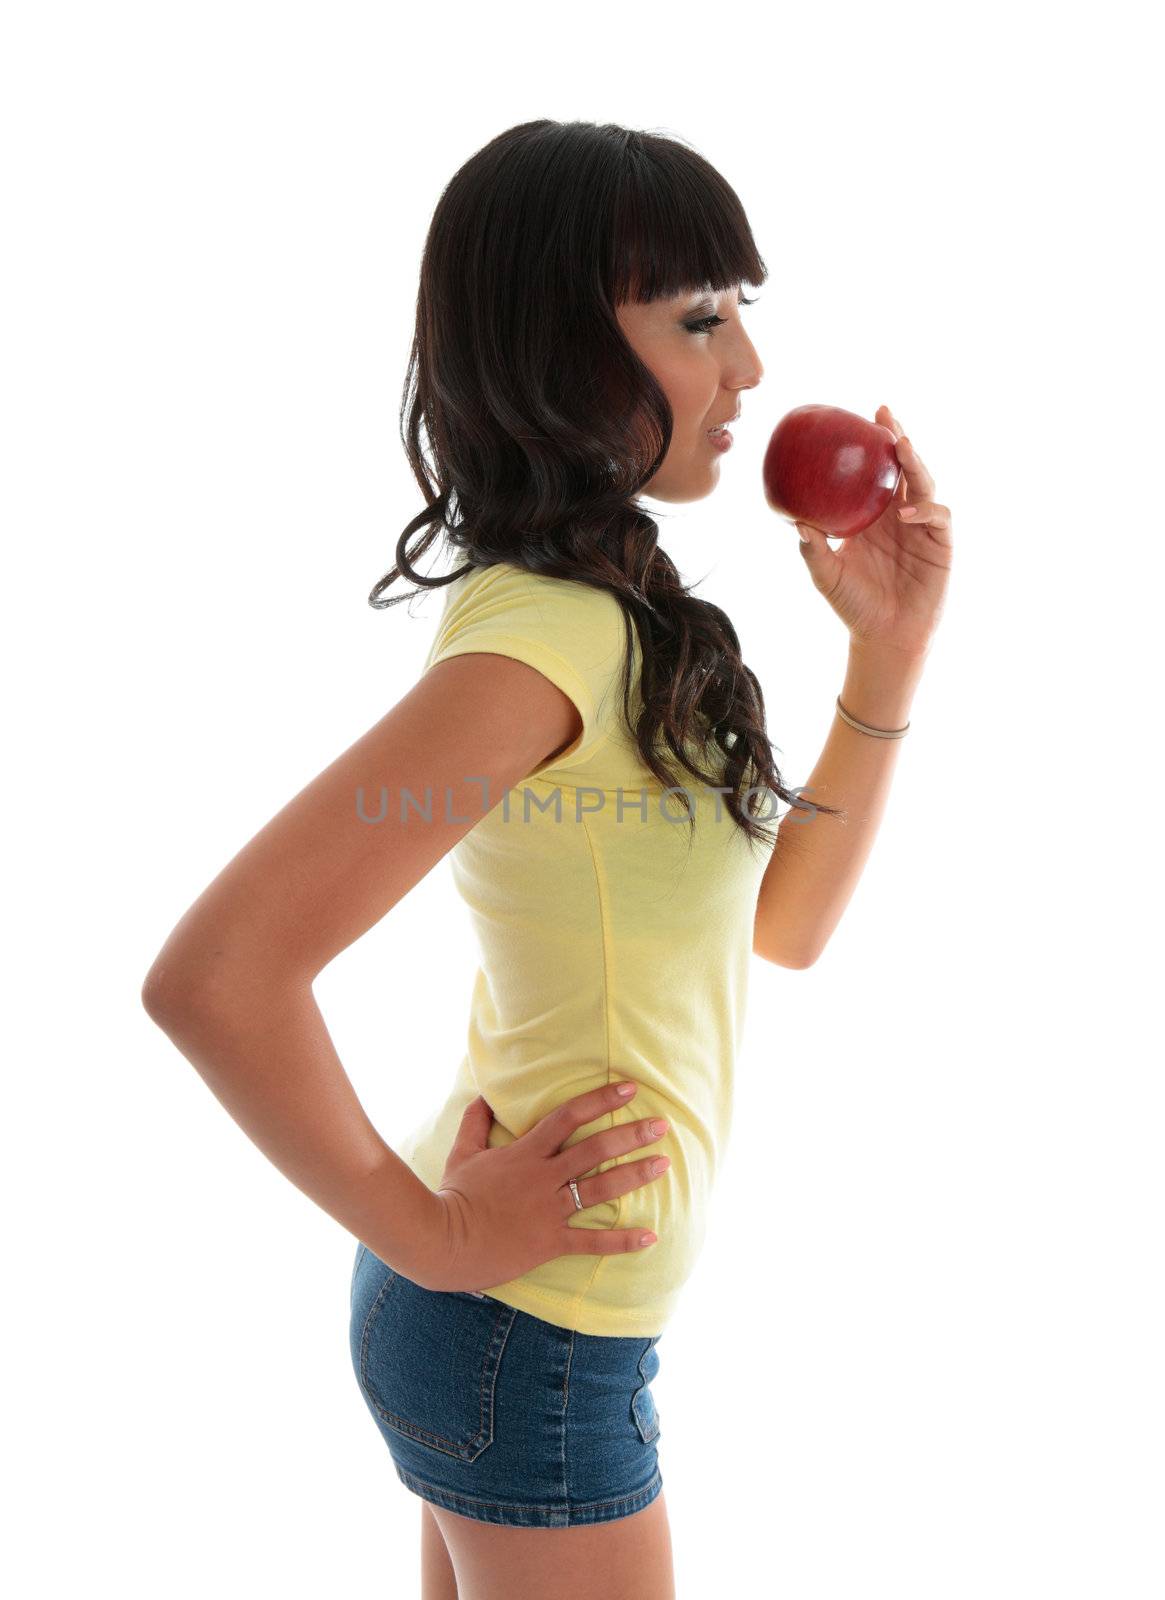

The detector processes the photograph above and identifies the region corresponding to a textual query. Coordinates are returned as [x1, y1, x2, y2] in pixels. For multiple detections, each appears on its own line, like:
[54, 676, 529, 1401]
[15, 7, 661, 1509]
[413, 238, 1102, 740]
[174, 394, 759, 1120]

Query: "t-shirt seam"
[578, 809, 618, 1305]
[540, 726, 614, 775]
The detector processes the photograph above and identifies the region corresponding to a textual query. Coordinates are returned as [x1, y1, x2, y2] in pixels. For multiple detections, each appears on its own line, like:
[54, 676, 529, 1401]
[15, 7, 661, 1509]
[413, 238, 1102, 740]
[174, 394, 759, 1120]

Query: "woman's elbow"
[142, 932, 307, 1034]
[754, 937, 822, 970]
[141, 938, 245, 1032]
[141, 952, 208, 1031]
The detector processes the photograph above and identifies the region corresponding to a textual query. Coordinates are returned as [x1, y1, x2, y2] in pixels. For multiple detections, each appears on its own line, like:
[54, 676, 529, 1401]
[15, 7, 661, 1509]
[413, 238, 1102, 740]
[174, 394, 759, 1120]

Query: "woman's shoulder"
[441, 559, 631, 662]
[454, 558, 622, 609]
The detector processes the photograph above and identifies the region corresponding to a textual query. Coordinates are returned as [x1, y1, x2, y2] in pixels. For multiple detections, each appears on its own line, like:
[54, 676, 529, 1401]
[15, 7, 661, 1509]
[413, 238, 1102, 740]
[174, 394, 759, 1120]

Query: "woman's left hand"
[794, 406, 953, 658]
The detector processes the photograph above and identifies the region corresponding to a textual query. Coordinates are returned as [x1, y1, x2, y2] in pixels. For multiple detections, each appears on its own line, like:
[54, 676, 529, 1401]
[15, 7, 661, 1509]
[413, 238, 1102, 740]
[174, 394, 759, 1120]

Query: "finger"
[896, 499, 951, 530]
[447, 1094, 493, 1159]
[558, 1151, 669, 1220]
[898, 500, 954, 550]
[561, 1222, 659, 1254]
[875, 403, 903, 441]
[525, 1079, 639, 1157]
[551, 1114, 668, 1179]
[794, 520, 843, 589]
[894, 433, 935, 500]
[794, 518, 831, 546]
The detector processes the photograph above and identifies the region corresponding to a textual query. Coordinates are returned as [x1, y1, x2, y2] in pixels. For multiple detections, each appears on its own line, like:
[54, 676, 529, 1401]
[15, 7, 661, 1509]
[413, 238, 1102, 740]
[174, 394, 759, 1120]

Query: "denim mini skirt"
[348, 1241, 664, 1528]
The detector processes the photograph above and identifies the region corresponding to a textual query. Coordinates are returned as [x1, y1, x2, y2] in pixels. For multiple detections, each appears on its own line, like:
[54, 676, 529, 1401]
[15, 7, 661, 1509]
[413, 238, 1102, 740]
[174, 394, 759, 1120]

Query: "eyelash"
[685, 294, 758, 336]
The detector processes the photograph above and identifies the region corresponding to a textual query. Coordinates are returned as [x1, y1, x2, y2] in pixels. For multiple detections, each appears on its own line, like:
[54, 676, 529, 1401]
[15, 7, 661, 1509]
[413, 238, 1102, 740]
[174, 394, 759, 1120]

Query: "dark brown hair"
[369, 119, 840, 850]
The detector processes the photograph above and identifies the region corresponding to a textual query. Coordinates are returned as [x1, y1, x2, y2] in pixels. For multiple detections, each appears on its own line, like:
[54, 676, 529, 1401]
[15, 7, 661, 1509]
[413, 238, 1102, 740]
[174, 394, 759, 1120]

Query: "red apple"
[763, 404, 901, 538]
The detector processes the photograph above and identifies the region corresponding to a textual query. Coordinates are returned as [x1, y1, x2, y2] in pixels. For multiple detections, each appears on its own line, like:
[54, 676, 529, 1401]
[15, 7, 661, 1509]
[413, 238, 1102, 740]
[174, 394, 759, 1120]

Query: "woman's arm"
[754, 640, 928, 969]
[756, 407, 952, 968]
[141, 651, 583, 1279]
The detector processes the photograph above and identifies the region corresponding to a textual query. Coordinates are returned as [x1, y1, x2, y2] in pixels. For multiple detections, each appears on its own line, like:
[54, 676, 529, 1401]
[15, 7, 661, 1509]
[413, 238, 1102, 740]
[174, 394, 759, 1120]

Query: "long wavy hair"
[369, 119, 841, 851]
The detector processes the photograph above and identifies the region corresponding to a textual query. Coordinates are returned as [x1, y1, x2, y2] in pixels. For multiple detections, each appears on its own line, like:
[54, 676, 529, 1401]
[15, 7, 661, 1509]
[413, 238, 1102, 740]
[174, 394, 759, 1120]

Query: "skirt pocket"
[354, 1263, 518, 1462]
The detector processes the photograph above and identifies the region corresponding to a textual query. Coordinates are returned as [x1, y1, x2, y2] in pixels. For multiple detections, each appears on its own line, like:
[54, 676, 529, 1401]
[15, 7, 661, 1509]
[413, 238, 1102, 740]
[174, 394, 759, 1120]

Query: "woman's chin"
[641, 457, 722, 504]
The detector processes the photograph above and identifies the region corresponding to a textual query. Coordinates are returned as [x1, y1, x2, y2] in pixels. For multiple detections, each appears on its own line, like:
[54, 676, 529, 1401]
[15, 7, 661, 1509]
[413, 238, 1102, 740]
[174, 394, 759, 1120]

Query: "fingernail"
[640, 1233, 658, 1247]
[899, 506, 917, 518]
[616, 1082, 636, 1097]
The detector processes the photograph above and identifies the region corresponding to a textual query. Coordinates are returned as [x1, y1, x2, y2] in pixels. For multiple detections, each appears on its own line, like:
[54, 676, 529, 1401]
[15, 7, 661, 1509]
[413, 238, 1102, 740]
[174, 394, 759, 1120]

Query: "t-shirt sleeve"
[423, 561, 629, 766]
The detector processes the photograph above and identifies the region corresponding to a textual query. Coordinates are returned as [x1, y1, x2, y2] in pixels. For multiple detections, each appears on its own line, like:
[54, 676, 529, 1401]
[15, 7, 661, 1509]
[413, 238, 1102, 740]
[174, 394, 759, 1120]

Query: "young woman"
[142, 121, 952, 1600]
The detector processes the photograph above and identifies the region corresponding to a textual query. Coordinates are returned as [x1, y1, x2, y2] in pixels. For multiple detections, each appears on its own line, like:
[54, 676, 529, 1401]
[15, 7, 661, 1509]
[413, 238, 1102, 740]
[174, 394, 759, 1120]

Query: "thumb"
[795, 521, 837, 583]
[453, 1093, 494, 1153]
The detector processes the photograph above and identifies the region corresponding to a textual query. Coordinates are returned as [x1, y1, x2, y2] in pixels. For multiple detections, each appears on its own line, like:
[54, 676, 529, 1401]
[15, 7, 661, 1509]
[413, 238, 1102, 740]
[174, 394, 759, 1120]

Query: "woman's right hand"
[418, 1081, 669, 1294]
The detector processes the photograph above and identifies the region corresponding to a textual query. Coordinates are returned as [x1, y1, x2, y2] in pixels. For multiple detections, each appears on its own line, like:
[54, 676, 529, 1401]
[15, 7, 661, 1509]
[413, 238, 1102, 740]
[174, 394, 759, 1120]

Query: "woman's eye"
[684, 296, 758, 336]
[685, 314, 728, 336]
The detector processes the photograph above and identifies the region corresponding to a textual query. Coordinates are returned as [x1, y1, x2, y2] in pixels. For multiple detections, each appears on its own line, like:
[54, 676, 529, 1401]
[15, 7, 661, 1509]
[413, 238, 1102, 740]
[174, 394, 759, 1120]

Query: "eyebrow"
[682, 287, 743, 313]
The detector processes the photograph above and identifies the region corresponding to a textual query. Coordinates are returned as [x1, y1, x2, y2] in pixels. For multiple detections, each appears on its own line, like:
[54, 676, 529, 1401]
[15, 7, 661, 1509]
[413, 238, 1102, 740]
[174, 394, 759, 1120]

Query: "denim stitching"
[560, 1328, 575, 1505]
[631, 1335, 661, 1444]
[360, 1286, 512, 1456]
[349, 1241, 368, 1302]
[358, 1269, 519, 1459]
[476, 1297, 518, 1456]
[392, 1462, 663, 1528]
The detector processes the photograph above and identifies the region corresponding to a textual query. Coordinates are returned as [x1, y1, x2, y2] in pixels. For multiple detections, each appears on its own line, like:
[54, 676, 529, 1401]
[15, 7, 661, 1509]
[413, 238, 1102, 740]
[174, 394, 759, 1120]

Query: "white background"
[4, 2, 1161, 1596]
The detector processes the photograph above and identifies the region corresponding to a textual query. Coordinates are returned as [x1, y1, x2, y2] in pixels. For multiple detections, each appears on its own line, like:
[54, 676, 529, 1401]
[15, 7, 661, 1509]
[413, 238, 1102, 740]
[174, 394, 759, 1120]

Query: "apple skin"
[763, 404, 902, 538]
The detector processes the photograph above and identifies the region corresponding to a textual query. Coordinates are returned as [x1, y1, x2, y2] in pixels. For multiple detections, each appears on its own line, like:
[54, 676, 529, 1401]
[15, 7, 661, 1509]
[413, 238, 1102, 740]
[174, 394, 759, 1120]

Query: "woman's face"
[615, 283, 764, 503]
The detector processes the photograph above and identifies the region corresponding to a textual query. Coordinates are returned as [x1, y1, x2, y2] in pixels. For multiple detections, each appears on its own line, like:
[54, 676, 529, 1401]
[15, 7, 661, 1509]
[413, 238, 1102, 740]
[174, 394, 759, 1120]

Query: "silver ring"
[568, 1178, 583, 1211]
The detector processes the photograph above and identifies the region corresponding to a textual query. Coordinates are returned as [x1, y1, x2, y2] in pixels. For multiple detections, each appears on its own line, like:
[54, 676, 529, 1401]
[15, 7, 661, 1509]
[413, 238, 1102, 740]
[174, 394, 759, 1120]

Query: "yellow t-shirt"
[395, 559, 777, 1336]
